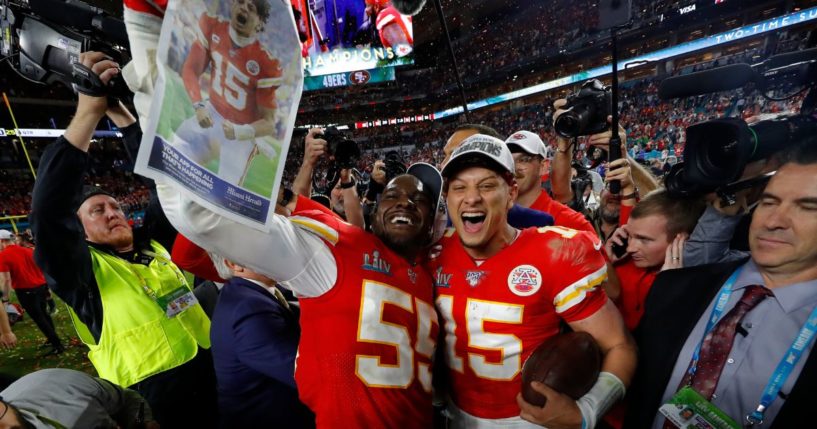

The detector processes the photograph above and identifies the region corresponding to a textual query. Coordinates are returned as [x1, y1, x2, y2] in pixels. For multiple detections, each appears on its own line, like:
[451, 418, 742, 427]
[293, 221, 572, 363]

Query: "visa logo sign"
[679, 4, 696, 14]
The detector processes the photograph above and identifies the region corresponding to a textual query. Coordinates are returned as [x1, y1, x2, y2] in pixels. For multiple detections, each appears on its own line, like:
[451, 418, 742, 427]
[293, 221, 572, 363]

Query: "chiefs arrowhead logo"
[396, 45, 411, 56]
[511, 133, 527, 140]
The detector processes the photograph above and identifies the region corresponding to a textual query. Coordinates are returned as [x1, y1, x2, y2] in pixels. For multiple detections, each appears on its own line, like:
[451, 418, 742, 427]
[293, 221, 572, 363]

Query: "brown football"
[520, 331, 602, 407]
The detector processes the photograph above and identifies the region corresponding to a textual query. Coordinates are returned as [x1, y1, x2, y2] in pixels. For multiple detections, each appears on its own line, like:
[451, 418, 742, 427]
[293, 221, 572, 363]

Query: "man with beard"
[591, 158, 638, 242]
[430, 134, 636, 429]
[175, 0, 282, 186]
[292, 128, 365, 228]
[31, 52, 215, 429]
[157, 162, 446, 428]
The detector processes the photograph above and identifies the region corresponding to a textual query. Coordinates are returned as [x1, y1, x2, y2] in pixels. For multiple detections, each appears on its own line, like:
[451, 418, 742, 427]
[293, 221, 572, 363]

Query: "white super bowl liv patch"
[508, 265, 542, 296]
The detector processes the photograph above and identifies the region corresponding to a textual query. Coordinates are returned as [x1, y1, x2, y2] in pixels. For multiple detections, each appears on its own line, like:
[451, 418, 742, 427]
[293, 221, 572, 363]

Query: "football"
[520, 331, 602, 407]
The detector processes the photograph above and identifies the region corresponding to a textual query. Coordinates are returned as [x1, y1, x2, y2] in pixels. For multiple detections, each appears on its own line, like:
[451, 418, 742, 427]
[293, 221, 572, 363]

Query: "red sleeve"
[543, 229, 608, 322]
[619, 204, 633, 226]
[181, 16, 212, 104]
[0, 252, 8, 272]
[171, 233, 226, 282]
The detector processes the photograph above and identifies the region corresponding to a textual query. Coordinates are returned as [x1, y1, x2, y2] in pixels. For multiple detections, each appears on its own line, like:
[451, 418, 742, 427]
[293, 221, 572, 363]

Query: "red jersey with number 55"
[429, 226, 608, 419]
[290, 209, 438, 428]
[183, 14, 282, 124]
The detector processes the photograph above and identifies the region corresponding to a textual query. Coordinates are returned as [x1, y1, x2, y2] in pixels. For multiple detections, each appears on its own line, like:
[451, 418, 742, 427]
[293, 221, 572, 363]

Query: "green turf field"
[0, 295, 95, 383]
[157, 68, 283, 197]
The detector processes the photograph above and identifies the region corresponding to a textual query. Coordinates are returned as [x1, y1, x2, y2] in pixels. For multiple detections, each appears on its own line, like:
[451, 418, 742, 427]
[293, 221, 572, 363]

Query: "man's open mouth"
[461, 212, 486, 234]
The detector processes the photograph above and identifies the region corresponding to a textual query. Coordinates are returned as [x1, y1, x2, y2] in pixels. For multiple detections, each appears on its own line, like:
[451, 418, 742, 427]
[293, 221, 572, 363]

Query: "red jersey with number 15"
[429, 226, 608, 419]
[184, 14, 282, 124]
[289, 209, 438, 428]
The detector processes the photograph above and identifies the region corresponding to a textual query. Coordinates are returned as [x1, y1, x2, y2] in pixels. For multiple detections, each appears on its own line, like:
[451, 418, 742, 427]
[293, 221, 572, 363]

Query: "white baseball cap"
[0, 230, 13, 240]
[505, 130, 549, 159]
[441, 134, 515, 179]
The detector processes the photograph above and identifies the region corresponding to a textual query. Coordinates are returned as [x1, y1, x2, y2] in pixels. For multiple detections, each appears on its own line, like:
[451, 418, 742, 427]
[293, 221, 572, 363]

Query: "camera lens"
[555, 106, 591, 138]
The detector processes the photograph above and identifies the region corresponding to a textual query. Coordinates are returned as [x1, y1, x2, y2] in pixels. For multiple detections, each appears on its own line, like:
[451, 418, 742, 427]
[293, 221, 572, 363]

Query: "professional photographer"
[31, 52, 216, 428]
[680, 158, 776, 268]
[359, 151, 408, 229]
[293, 128, 365, 228]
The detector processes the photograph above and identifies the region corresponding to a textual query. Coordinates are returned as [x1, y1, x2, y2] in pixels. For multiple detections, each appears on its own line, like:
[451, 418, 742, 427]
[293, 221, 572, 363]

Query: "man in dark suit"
[208, 253, 314, 428]
[625, 142, 817, 429]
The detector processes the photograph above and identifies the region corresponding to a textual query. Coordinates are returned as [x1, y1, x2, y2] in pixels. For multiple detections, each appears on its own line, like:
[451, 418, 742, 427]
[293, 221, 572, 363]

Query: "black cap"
[77, 185, 115, 209]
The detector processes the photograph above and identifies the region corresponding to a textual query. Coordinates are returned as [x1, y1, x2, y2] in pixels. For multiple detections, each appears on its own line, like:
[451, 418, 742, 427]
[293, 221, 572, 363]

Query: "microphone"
[91, 15, 129, 46]
[392, 0, 427, 15]
[658, 63, 758, 100]
[761, 47, 817, 70]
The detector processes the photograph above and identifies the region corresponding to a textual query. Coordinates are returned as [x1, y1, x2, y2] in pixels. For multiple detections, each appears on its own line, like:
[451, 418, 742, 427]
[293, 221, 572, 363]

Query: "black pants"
[133, 348, 218, 429]
[15, 285, 62, 348]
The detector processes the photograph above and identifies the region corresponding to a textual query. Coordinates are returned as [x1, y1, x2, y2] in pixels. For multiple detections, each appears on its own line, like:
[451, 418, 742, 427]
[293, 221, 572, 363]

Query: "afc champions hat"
[441, 133, 515, 179]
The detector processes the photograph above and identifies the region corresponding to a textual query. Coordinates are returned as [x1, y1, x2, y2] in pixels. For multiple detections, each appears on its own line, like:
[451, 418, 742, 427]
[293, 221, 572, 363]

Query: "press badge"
[156, 286, 199, 318]
[658, 387, 740, 429]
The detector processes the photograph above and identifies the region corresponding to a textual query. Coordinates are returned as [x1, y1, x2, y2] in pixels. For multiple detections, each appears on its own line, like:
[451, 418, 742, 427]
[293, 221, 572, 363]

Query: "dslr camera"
[381, 150, 407, 183]
[316, 126, 361, 169]
[554, 79, 612, 138]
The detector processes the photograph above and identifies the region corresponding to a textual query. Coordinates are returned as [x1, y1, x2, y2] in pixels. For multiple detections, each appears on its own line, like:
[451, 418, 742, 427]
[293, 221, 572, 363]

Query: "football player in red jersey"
[365, 0, 413, 56]
[174, 0, 282, 186]
[429, 134, 637, 429]
[158, 159, 448, 428]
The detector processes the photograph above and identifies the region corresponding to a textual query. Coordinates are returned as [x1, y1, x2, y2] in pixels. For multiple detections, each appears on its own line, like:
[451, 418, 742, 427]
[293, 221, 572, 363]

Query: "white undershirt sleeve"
[156, 180, 337, 298]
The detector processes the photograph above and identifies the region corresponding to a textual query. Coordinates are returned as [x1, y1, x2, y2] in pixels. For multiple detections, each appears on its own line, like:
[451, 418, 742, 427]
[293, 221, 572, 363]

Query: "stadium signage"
[678, 4, 696, 14]
[0, 128, 122, 138]
[354, 114, 435, 129]
[303, 68, 395, 91]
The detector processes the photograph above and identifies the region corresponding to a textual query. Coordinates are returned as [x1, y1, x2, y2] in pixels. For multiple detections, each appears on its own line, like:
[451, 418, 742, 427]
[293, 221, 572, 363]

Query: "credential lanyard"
[745, 304, 817, 426]
[126, 249, 187, 302]
[685, 267, 817, 427]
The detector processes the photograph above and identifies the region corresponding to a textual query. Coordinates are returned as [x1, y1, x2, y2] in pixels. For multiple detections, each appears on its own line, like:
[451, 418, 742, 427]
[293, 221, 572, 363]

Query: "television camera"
[0, 0, 130, 97]
[660, 48, 817, 201]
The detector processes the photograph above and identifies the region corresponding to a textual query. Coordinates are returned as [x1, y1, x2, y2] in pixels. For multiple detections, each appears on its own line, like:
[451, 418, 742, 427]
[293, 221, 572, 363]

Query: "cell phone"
[612, 237, 628, 258]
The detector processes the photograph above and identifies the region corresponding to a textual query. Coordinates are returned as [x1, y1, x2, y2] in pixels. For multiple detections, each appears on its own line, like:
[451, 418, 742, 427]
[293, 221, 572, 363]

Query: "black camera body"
[317, 127, 361, 170]
[382, 150, 407, 183]
[663, 49, 817, 199]
[554, 79, 612, 138]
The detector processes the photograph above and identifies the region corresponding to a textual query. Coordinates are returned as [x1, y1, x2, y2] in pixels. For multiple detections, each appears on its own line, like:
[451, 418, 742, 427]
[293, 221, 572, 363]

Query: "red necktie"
[663, 285, 771, 428]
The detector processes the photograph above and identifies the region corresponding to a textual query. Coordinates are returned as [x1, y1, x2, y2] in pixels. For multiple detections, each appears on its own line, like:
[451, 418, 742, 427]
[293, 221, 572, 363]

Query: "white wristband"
[234, 123, 256, 140]
[576, 371, 626, 429]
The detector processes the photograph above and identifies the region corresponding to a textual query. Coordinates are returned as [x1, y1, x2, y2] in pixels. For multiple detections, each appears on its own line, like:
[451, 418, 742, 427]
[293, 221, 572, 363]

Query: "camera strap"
[72, 63, 110, 97]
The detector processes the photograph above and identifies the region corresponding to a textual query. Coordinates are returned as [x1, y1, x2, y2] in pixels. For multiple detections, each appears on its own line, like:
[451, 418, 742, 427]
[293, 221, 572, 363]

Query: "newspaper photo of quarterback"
[174, 0, 283, 186]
